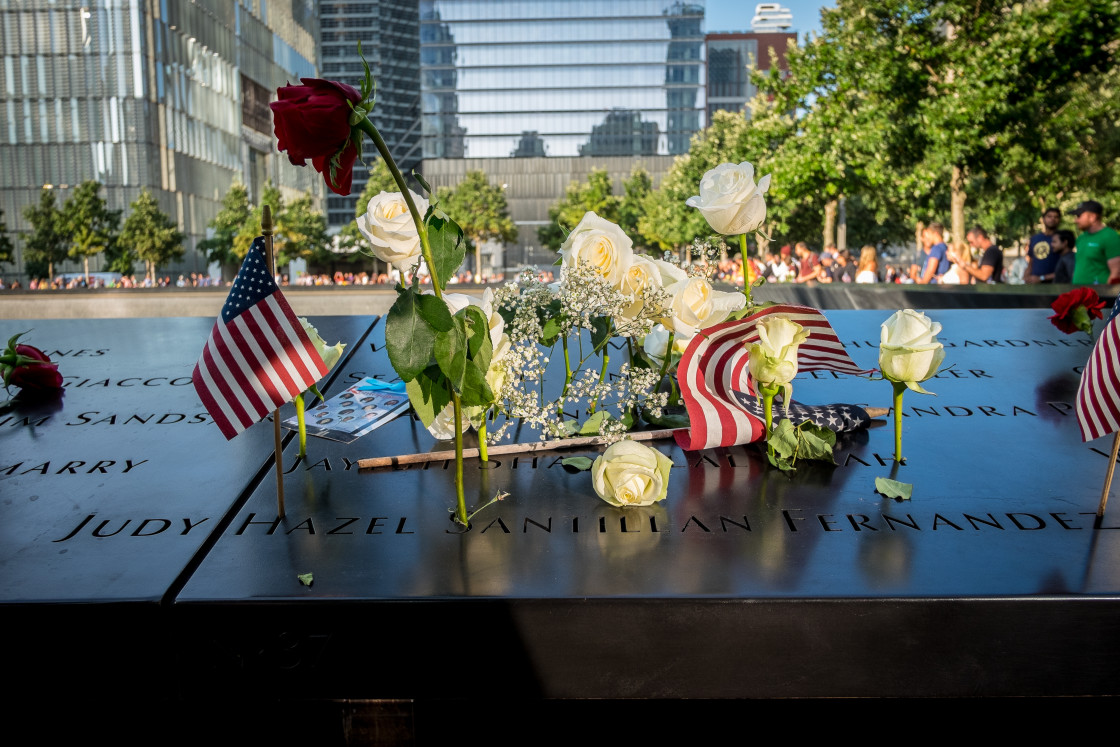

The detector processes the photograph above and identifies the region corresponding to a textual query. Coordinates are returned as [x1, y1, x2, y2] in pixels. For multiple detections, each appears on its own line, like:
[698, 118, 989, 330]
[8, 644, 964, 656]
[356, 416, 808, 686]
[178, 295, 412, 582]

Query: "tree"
[233, 182, 284, 261]
[63, 180, 120, 284]
[538, 169, 620, 251]
[276, 192, 330, 266]
[436, 170, 517, 279]
[782, 0, 1120, 243]
[0, 209, 13, 264]
[199, 181, 251, 270]
[119, 190, 184, 282]
[22, 189, 68, 283]
[618, 166, 656, 252]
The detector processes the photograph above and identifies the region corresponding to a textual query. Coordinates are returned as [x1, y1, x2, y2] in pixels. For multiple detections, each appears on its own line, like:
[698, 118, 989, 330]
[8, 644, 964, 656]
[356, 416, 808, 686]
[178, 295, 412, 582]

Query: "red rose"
[1049, 286, 1105, 335]
[271, 78, 362, 195]
[6, 344, 63, 393]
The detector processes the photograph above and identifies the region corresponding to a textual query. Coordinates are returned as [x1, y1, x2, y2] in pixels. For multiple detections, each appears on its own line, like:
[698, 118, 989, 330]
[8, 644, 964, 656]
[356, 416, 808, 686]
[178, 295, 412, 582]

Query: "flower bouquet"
[269, 55, 945, 520]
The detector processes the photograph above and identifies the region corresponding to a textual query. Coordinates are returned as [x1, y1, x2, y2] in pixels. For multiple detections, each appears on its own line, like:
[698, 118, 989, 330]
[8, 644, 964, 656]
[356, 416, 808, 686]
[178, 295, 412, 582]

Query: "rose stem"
[295, 392, 307, 458]
[892, 381, 906, 463]
[589, 349, 609, 414]
[451, 395, 467, 525]
[478, 419, 489, 462]
[739, 233, 752, 307]
[559, 336, 573, 419]
[657, 330, 675, 384]
[762, 384, 777, 459]
[359, 116, 466, 519]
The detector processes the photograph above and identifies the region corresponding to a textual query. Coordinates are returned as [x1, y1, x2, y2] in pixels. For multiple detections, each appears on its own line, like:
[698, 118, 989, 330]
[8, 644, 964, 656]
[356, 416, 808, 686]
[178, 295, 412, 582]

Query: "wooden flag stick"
[358, 428, 680, 470]
[262, 205, 286, 518]
[358, 407, 889, 470]
[1098, 431, 1120, 518]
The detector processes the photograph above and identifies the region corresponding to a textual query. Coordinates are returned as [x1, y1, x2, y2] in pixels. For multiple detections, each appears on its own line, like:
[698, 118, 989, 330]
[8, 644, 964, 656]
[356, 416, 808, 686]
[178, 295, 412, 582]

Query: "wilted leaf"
[561, 456, 594, 471]
[297, 572, 314, 587]
[875, 477, 913, 501]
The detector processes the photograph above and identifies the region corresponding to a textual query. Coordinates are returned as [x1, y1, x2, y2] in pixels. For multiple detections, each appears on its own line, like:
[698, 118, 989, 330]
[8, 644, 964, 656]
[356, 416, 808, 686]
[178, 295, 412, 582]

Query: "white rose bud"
[298, 317, 345, 372]
[663, 276, 745, 338]
[879, 309, 945, 393]
[748, 316, 808, 388]
[591, 440, 674, 508]
[686, 161, 771, 236]
[357, 190, 430, 272]
[559, 211, 634, 288]
[427, 402, 470, 441]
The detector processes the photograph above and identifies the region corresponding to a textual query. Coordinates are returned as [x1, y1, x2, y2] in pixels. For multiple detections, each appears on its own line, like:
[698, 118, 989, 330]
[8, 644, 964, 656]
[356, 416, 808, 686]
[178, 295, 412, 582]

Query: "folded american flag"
[1076, 301, 1120, 442]
[675, 304, 873, 450]
[192, 237, 328, 440]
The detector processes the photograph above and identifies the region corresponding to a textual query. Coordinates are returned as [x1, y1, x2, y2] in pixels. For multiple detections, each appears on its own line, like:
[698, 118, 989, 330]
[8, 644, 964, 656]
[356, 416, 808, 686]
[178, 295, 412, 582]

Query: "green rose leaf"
[539, 316, 563, 347]
[561, 456, 594, 471]
[405, 364, 451, 428]
[412, 170, 433, 196]
[798, 422, 837, 464]
[590, 317, 612, 352]
[297, 572, 314, 587]
[427, 213, 466, 293]
[457, 358, 494, 407]
[415, 290, 454, 332]
[460, 305, 493, 364]
[385, 289, 438, 382]
[435, 316, 468, 390]
[579, 410, 612, 436]
[643, 406, 690, 429]
[875, 477, 913, 501]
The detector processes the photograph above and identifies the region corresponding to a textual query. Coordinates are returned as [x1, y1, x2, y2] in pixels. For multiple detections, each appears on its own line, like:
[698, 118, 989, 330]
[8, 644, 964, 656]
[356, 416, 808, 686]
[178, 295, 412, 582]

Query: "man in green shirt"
[1072, 200, 1120, 285]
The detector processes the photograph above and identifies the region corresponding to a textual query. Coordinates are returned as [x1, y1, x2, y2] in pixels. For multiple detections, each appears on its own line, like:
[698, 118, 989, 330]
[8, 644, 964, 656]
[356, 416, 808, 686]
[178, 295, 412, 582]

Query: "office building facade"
[320, 0, 420, 230]
[0, 0, 319, 281]
[706, 30, 796, 120]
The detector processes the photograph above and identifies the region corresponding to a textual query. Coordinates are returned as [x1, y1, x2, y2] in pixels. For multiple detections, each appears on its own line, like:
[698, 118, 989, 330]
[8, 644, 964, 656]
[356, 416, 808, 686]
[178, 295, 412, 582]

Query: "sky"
[704, 0, 831, 37]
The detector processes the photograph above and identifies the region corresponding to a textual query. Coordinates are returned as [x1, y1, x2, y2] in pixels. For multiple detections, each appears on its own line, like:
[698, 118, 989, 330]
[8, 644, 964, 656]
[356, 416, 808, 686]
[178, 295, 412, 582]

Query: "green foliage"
[618, 166, 656, 252]
[233, 182, 283, 261]
[539, 169, 620, 251]
[275, 192, 329, 265]
[199, 181, 251, 267]
[119, 190, 184, 281]
[426, 212, 467, 286]
[63, 180, 120, 280]
[767, 418, 837, 473]
[0, 209, 13, 264]
[436, 170, 516, 277]
[22, 189, 68, 281]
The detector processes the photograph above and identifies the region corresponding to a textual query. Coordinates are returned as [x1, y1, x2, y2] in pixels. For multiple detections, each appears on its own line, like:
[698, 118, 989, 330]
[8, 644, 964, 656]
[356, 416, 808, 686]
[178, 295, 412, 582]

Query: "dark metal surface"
[173, 309, 1120, 698]
[0, 316, 375, 603]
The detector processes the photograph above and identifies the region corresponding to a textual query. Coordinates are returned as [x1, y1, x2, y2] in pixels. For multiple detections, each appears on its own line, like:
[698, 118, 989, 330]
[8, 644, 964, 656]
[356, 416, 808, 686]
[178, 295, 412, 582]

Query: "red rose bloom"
[271, 78, 362, 196]
[1049, 286, 1105, 335]
[7, 344, 63, 393]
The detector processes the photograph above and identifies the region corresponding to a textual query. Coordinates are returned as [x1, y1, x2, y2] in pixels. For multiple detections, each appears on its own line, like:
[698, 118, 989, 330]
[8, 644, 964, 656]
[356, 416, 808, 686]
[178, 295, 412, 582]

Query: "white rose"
[427, 402, 470, 441]
[357, 190, 430, 271]
[559, 211, 634, 288]
[879, 309, 945, 392]
[662, 276, 745, 337]
[591, 440, 674, 508]
[298, 317, 345, 371]
[615, 256, 666, 330]
[439, 289, 505, 349]
[748, 316, 809, 409]
[686, 161, 771, 236]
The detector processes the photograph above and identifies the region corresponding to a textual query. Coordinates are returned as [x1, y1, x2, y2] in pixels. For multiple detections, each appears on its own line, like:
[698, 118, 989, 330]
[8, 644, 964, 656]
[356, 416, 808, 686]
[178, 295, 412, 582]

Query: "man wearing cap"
[1071, 200, 1120, 285]
[1025, 207, 1062, 284]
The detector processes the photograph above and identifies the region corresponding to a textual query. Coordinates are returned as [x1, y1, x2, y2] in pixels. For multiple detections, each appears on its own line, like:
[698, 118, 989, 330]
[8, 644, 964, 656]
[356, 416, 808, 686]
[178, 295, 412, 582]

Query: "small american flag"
[1076, 301, 1120, 442]
[192, 237, 328, 440]
[675, 304, 872, 450]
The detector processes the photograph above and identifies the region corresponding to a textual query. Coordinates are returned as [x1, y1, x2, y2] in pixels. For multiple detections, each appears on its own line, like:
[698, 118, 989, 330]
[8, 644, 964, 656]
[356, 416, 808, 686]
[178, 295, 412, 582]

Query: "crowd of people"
[4, 201, 1116, 291]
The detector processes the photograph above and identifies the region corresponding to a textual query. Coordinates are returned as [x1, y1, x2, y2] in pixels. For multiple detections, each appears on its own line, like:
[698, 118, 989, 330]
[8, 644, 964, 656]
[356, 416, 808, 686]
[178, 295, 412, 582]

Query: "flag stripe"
[191, 238, 329, 440]
[1077, 303, 1120, 441]
[675, 304, 872, 450]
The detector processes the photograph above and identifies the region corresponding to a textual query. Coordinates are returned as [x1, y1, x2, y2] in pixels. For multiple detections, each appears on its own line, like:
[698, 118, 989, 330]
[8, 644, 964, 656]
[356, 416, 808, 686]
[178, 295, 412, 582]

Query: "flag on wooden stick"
[675, 304, 872, 450]
[192, 237, 328, 440]
[1076, 301, 1120, 442]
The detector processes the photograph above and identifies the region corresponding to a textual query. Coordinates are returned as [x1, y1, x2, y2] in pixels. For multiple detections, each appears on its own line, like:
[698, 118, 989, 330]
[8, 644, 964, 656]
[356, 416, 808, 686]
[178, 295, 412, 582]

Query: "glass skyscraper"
[0, 0, 319, 281]
[320, 0, 420, 229]
[419, 0, 706, 160]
